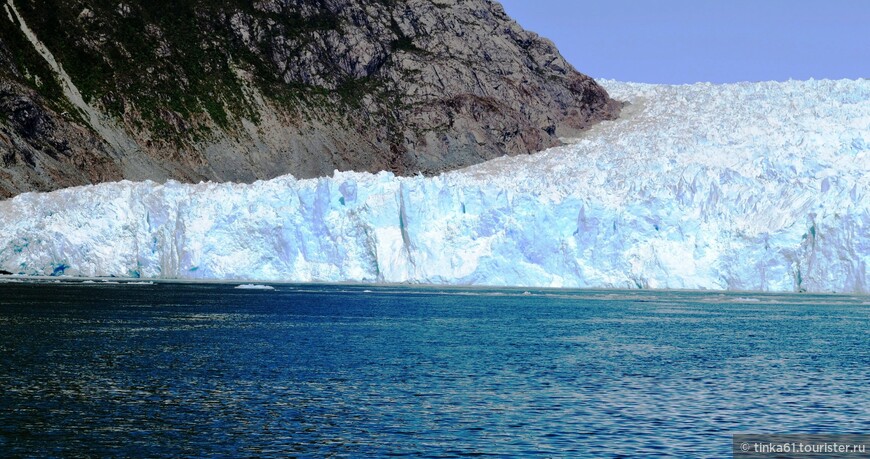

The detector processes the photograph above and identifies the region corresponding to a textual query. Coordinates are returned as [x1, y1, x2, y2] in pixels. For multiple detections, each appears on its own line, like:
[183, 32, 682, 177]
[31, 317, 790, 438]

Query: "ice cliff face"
[1, 79, 868, 293]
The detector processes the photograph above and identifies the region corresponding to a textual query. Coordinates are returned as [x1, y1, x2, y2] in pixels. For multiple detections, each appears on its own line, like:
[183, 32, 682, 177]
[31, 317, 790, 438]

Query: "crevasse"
[1, 80, 868, 292]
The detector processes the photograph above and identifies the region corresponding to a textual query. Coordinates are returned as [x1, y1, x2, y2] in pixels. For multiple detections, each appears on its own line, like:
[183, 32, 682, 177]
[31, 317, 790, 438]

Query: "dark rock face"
[0, 0, 619, 197]
[0, 83, 123, 198]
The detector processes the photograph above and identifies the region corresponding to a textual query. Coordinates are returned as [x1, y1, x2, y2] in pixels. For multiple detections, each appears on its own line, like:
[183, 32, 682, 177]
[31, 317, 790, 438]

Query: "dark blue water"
[1, 281, 868, 458]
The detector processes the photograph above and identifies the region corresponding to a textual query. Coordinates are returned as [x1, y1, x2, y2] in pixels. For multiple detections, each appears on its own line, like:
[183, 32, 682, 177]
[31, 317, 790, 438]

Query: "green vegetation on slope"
[8, 0, 384, 142]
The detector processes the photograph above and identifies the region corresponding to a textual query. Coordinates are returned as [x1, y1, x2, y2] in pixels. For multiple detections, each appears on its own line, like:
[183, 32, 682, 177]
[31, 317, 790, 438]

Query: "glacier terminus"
[1, 80, 868, 293]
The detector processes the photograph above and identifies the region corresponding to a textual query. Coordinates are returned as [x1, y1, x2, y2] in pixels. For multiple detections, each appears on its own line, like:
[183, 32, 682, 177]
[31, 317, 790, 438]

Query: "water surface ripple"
[1, 282, 868, 457]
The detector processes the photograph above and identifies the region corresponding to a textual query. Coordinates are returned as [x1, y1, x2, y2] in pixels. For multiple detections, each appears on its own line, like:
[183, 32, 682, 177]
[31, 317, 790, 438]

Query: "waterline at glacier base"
[1, 80, 868, 293]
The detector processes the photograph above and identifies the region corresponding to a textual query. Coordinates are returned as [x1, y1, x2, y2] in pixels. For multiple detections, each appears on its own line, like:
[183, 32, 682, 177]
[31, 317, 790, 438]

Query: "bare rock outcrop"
[0, 0, 619, 197]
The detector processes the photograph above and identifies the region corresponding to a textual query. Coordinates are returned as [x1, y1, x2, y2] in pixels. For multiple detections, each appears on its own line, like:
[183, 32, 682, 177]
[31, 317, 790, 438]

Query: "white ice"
[235, 284, 275, 290]
[1, 79, 868, 293]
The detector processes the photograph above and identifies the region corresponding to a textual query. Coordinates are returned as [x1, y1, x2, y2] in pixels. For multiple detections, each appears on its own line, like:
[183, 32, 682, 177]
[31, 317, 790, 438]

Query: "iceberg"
[235, 284, 275, 290]
[1, 80, 868, 293]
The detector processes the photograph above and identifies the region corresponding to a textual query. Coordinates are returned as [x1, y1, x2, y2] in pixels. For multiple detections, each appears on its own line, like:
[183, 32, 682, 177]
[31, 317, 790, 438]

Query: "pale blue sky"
[499, 0, 869, 84]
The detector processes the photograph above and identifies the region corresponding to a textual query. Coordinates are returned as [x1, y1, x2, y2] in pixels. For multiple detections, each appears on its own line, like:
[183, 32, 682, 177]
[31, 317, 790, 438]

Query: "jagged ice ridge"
[1, 80, 868, 292]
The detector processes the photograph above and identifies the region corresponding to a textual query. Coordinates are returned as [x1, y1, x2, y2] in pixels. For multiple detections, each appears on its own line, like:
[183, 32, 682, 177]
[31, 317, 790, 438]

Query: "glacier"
[1, 79, 868, 293]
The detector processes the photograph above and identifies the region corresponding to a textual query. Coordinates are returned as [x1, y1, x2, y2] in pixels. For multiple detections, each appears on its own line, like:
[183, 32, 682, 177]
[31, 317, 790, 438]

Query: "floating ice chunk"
[235, 284, 275, 290]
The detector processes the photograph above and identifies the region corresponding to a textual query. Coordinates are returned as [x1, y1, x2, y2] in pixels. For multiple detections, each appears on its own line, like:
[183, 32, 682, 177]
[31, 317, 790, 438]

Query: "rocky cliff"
[0, 0, 619, 198]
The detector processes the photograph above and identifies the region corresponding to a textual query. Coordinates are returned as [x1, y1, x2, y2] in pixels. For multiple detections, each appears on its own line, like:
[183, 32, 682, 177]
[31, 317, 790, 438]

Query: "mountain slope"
[0, 0, 618, 198]
[1, 79, 867, 293]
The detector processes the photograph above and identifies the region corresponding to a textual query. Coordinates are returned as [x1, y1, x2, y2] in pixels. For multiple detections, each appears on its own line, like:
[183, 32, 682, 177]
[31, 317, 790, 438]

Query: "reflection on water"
[1, 281, 868, 457]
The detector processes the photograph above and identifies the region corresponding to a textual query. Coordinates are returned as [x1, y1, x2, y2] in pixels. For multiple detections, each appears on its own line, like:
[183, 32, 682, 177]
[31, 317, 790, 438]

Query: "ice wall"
[1, 79, 868, 292]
